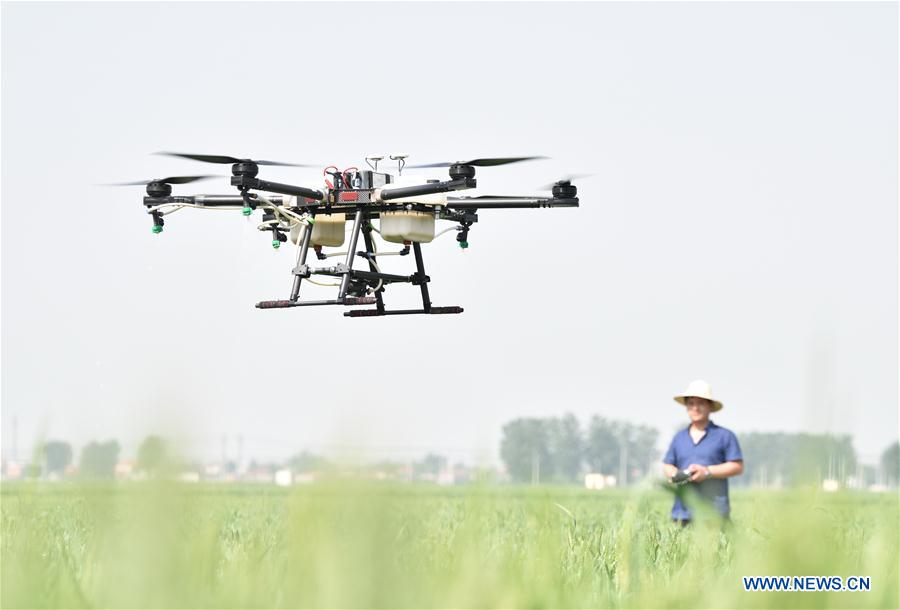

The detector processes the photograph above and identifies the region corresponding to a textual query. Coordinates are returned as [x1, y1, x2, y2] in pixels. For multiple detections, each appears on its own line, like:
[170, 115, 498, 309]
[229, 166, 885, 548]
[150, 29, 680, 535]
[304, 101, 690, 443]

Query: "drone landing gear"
[343, 242, 463, 317]
[256, 211, 463, 317]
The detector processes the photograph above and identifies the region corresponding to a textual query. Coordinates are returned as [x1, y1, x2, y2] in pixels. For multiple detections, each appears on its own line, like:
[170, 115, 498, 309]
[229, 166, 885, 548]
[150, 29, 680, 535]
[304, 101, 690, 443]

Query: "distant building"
[245, 466, 274, 483]
[274, 469, 292, 487]
[452, 463, 472, 485]
[436, 468, 455, 486]
[2, 460, 24, 480]
[178, 471, 201, 483]
[115, 460, 135, 479]
[294, 472, 316, 485]
[585, 473, 617, 490]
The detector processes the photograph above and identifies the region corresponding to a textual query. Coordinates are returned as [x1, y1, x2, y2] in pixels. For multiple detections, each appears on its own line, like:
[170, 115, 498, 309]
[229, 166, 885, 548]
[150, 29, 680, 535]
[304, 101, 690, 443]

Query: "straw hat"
[674, 379, 723, 412]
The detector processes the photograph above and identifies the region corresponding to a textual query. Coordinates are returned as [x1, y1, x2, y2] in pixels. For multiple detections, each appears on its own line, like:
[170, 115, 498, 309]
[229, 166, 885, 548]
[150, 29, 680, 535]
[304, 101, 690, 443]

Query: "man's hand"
[662, 463, 679, 479]
[687, 464, 711, 483]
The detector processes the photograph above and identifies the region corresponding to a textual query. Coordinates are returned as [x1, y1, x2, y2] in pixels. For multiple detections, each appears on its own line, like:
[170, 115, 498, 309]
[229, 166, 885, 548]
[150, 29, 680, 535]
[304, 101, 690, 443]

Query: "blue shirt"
[662, 421, 743, 520]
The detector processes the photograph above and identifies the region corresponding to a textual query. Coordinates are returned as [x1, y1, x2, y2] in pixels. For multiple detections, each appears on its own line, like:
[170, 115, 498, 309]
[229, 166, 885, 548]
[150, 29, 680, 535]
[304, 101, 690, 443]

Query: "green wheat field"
[1, 483, 897, 609]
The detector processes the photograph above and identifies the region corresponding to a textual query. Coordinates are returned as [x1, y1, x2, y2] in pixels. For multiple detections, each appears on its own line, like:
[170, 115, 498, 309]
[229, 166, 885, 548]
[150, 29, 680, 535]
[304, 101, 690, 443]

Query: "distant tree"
[881, 442, 899, 487]
[414, 453, 448, 478]
[737, 432, 857, 487]
[546, 414, 583, 482]
[581, 418, 658, 483]
[370, 460, 404, 478]
[627, 424, 658, 479]
[42, 440, 73, 475]
[500, 415, 658, 485]
[79, 440, 120, 479]
[500, 418, 550, 483]
[584, 416, 618, 476]
[288, 451, 327, 473]
[136, 435, 167, 475]
[451, 461, 472, 485]
[736, 432, 793, 487]
[792, 434, 856, 484]
[860, 464, 878, 488]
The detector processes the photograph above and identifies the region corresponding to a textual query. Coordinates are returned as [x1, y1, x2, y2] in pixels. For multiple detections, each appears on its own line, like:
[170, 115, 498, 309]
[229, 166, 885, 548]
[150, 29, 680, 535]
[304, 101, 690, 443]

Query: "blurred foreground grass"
[1, 482, 897, 608]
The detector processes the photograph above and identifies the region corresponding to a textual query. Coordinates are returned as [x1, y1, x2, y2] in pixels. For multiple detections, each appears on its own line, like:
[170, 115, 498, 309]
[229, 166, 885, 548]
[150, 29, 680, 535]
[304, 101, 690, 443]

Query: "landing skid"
[257, 297, 376, 309]
[345, 306, 464, 318]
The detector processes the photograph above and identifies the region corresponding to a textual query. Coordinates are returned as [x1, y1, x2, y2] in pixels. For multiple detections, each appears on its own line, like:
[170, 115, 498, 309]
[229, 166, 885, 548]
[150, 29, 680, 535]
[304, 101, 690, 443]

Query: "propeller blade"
[537, 173, 596, 191]
[157, 152, 241, 164]
[103, 175, 219, 186]
[467, 156, 548, 167]
[406, 161, 459, 169]
[104, 180, 155, 186]
[160, 175, 219, 184]
[407, 156, 548, 168]
[156, 151, 317, 167]
[254, 159, 317, 167]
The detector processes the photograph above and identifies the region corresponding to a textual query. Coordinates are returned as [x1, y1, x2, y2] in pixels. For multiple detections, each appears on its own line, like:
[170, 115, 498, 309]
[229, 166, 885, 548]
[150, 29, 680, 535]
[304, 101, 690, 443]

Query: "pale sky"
[2, 1, 897, 466]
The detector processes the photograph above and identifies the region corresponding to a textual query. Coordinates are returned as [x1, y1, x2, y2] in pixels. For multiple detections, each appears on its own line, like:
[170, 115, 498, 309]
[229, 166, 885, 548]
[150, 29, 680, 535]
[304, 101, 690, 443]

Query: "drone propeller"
[156, 152, 317, 167]
[537, 173, 596, 190]
[104, 175, 219, 186]
[407, 156, 548, 169]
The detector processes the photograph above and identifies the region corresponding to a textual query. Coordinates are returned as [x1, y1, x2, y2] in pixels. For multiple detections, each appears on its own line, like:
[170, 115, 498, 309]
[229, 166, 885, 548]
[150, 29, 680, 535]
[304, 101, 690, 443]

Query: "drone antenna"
[365, 155, 385, 172]
[390, 154, 408, 176]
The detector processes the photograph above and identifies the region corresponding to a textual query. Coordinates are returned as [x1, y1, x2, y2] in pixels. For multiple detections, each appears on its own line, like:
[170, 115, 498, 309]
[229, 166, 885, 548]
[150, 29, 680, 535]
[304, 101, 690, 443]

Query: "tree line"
[24, 438, 476, 483]
[499, 414, 900, 487]
[736, 432, 893, 488]
[500, 414, 658, 484]
[32, 436, 167, 479]
[17, 430, 900, 488]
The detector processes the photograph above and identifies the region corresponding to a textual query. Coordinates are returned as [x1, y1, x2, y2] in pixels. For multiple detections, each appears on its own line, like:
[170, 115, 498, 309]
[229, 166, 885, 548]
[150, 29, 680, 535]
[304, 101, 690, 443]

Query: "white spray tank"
[378, 175, 438, 244]
[290, 214, 346, 247]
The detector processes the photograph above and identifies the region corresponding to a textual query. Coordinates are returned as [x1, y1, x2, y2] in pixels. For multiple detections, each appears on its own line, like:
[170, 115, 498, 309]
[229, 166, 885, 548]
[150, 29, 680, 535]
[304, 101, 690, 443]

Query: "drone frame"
[141, 160, 579, 317]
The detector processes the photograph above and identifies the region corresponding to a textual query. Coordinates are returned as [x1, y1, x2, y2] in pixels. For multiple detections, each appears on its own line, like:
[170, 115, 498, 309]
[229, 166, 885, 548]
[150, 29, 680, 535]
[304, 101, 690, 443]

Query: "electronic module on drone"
[115, 153, 583, 317]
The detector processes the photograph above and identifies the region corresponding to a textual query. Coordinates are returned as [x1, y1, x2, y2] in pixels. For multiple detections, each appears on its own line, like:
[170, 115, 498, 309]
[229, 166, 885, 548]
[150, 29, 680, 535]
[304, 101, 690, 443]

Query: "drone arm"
[254, 179, 324, 201]
[189, 194, 302, 207]
[230, 175, 324, 201]
[377, 178, 473, 202]
[445, 195, 579, 210]
[143, 195, 282, 207]
[191, 195, 265, 207]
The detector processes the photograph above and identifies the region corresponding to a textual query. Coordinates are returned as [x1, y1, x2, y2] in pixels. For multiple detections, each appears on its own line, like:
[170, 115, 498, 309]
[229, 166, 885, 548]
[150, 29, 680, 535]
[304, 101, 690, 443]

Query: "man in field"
[662, 380, 744, 525]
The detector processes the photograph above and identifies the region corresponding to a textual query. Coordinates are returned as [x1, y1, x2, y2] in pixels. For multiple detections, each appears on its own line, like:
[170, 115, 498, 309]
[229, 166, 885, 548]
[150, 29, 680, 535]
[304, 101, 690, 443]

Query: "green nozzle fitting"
[151, 225, 163, 234]
[272, 240, 281, 249]
[459, 241, 469, 249]
[242, 207, 253, 216]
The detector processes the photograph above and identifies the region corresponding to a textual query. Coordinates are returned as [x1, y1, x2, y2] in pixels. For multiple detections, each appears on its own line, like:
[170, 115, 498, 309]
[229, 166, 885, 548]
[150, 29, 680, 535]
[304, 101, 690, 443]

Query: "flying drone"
[118, 152, 582, 317]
